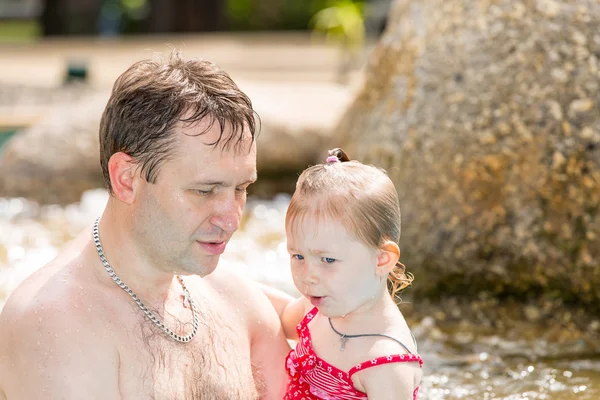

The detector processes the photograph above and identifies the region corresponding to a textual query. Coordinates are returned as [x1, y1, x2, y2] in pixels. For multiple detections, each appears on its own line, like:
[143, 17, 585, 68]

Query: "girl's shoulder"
[382, 307, 418, 351]
[352, 357, 423, 398]
[348, 311, 423, 394]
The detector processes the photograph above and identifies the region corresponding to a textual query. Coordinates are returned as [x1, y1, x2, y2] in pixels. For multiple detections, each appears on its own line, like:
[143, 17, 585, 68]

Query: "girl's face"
[286, 215, 386, 318]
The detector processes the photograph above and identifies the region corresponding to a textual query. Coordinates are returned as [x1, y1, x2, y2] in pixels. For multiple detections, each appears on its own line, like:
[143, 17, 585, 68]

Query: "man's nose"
[210, 194, 242, 234]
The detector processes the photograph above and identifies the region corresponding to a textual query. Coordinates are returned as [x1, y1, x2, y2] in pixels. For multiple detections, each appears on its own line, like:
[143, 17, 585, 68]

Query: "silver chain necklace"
[328, 318, 414, 352]
[93, 218, 199, 343]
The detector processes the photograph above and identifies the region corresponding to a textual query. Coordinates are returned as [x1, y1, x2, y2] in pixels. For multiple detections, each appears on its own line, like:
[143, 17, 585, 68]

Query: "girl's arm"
[279, 296, 312, 340]
[257, 283, 310, 340]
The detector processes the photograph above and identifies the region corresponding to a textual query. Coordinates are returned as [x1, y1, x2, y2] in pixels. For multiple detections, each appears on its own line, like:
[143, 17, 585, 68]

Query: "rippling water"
[1, 190, 598, 399]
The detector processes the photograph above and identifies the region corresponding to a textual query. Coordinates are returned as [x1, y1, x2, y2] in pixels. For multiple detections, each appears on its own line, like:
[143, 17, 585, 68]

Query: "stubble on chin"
[177, 253, 220, 278]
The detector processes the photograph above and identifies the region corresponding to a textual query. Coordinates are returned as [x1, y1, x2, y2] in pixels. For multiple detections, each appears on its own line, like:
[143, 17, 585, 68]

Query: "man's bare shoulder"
[1, 230, 99, 325]
[0, 233, 121, 399]
[0, 261, 107, 354]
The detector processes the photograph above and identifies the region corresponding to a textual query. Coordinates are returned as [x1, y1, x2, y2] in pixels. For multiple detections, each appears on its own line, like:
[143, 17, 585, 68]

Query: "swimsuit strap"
[348, 353, 424, 377]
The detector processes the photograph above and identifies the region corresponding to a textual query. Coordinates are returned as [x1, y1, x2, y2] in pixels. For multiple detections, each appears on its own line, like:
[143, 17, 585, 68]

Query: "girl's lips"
[309, 296, 326, 307]
[197, 241, 226, 255]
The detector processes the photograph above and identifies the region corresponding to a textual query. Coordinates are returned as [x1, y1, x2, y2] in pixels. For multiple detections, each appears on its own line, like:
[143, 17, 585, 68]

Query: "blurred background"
[1, 1, 600, 399]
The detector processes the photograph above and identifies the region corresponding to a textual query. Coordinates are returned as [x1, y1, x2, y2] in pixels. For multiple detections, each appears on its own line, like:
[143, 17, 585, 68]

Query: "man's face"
[131, 118, 257, 277]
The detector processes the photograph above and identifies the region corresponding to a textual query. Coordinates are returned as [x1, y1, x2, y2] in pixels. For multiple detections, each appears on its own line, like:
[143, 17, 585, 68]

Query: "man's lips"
[197, 240, 227, 255]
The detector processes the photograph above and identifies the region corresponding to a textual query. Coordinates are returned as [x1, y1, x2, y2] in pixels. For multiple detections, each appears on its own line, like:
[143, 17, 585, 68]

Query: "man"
[0, 51, 291, 399]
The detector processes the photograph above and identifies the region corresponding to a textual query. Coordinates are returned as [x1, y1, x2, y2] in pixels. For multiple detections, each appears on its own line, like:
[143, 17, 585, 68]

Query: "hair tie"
[325, 155, 340, 164]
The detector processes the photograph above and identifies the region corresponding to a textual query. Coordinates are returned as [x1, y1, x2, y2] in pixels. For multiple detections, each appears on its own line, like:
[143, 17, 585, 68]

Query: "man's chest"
[115, 303, 258, 399]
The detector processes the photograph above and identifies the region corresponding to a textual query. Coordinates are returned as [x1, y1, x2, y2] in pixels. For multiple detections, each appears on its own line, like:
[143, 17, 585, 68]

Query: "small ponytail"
[326, 148, 351, 163]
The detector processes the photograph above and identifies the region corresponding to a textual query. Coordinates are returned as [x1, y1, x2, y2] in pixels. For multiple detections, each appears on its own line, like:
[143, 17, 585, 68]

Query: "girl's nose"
[302, 264, 319, 286]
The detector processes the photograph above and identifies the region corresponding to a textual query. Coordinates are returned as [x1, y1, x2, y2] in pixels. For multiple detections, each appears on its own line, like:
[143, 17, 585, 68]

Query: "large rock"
[242, 81, 353, 196]
[0, 81, 352, 203]
[336, 0, 600, 309]
[0, 86, 106, 205]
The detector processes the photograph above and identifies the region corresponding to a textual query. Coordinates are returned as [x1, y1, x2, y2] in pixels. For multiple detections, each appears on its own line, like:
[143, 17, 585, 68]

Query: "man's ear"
[376, 241, 400, 277]
[108, 152, 137, 204]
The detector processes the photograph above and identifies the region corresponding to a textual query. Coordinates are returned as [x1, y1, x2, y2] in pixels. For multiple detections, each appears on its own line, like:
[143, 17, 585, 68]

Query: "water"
[1, 190, 599, 399]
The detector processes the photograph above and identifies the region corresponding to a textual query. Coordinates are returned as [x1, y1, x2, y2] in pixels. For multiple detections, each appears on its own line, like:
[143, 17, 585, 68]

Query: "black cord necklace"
[328, 317, 409, 351]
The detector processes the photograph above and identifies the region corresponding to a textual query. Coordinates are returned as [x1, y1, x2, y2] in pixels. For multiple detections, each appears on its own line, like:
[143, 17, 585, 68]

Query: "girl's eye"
[194, 189, 212, 196]
[322, 257, 336, 264]
[235, 187, 248, 196]
[292, 254, 304, 260]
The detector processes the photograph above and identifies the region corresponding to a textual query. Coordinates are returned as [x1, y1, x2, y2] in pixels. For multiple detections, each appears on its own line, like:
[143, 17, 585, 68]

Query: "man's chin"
[197, 256, 221, 277]
[177, 256, 220, 277]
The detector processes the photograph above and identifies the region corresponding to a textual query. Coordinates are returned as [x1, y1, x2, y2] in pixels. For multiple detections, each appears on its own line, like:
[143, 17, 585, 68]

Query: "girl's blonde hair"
[285, 148, 413, 300]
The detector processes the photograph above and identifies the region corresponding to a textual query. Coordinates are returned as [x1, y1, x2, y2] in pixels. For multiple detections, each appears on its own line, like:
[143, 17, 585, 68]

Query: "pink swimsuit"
[284, 307, 423, 400]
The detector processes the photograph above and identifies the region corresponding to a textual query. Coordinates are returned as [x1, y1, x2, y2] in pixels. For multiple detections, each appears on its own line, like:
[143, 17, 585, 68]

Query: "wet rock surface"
[0, 84, 104, 204]
[336, 0, 600, 318]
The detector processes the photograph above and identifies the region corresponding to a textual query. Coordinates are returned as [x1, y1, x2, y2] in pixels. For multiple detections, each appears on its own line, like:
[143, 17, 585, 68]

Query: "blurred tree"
[39, 0, 102, 36]
[98, 0, 122, 36]
[39, 0, 66, 35]
[144, 0, 224, 33]
[36, 0, 374, 35]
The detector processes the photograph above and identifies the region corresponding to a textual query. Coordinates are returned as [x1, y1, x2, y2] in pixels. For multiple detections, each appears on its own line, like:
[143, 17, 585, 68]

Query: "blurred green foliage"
[226, 0, 360, 31]
[0, 0, 365, 39]
[310, 0, 364, 49]
[0, 20, 40, 42]
[120, 0, 149, 20]
[121, 0, 146, 11]
[118, 0, 149, 34]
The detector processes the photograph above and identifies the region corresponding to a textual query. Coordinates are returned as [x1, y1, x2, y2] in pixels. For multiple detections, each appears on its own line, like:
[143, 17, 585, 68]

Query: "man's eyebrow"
[191, 180, 229, 186]
[190, 177, 257, 187]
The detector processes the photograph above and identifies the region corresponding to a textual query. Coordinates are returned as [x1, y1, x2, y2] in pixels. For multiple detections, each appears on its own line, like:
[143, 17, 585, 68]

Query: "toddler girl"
[277, 148, 423, 399]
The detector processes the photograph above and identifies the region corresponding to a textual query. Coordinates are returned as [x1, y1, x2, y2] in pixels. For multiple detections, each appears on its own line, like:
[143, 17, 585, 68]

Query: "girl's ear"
[376, 241, 400, 277]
